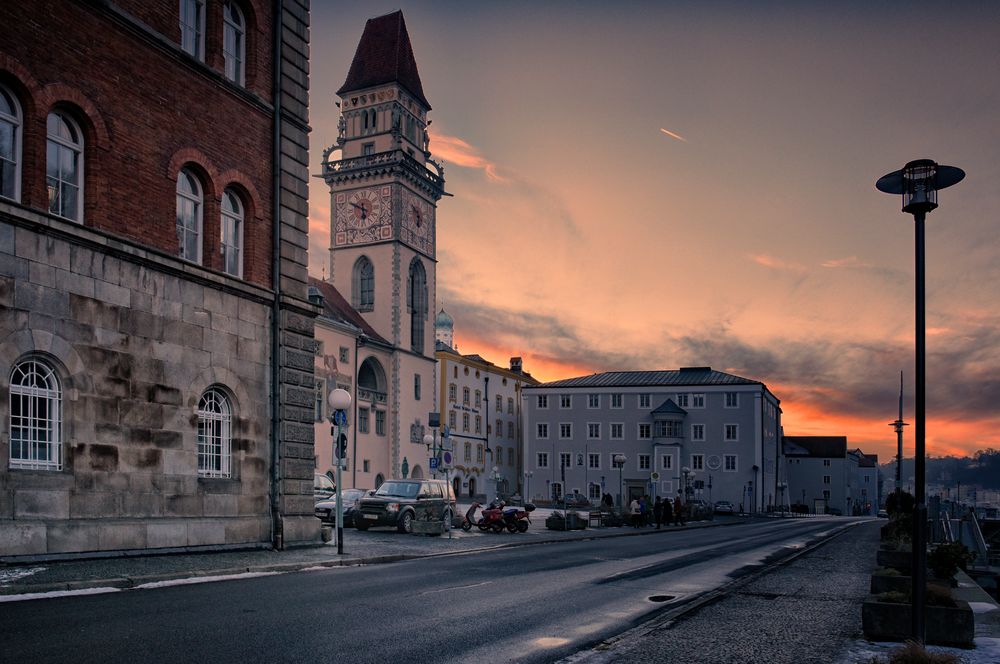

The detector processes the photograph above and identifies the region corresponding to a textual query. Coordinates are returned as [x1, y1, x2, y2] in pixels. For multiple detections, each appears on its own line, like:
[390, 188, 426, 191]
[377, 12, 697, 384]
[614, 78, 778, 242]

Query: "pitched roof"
[651, 399, 687, 416]
[529, 367, 761, 389]
[782, 436, 847, 459]
[308, 278, 389, 345]
[337, 10, 431, 109]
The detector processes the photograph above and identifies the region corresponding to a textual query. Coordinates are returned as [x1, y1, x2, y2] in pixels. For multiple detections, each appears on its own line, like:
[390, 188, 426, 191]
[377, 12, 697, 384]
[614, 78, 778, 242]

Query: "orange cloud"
[429, 130, 506, 182]
[822, 256, 872, 268]
[659, 127, 688, 143]
[751, 254, 806, 273]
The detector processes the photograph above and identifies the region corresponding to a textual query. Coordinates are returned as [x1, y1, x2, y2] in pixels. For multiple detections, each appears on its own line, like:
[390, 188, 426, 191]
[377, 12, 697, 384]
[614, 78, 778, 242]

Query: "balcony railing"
[358, 387, 387, 404]
[322, 149, 444, 191]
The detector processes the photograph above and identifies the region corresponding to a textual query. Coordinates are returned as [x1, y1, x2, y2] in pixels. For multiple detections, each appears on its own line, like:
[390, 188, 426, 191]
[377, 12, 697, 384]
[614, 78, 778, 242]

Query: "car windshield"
[375, 481, 420, 498]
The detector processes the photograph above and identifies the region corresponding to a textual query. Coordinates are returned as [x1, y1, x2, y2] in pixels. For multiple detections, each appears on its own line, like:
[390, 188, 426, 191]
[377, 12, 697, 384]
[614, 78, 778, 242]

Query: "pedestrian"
[653, 497, 663, 529]
[639, 495, 647, 526]
[629, 497, 641, 528]
[673, 492, 685, 526]
[662, 495, 673, 526]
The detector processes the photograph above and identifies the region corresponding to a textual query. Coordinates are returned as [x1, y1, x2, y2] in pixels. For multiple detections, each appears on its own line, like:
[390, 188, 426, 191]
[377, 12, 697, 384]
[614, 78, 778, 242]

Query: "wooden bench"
[588, 511, 604, 527]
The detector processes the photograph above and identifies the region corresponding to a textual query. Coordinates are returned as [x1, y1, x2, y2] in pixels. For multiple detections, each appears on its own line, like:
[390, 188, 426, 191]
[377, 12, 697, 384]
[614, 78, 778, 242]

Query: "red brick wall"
[0, 0, 275, 288]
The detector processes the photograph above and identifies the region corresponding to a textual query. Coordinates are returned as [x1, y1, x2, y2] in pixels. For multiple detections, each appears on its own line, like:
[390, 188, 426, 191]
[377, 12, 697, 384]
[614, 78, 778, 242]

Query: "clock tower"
[321, 10, 447, 478]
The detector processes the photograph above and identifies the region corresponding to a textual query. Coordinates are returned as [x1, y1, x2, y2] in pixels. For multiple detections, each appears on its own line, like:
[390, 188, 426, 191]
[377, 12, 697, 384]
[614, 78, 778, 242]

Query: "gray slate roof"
[651, 399, 687, 415]
[783, 436, 847, 459]
[528, 367, 760, 389]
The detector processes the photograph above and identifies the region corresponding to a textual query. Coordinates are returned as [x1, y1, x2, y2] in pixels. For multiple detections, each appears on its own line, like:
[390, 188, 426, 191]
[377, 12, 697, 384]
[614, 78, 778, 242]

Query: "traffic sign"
[651, 472, 660, 481]
[429, 457, 440, 470]
[441, 450, 453, 468]
[333, 410, 348, 426]
[442, 425, 450, 438]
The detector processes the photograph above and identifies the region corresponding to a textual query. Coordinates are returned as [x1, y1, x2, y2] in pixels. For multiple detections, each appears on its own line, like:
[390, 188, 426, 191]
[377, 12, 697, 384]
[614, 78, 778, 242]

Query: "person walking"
[653, 496, 663, 529]
[673, 492, 685, 526]
[629, 497, 641, 528]
[662, 494, 673, 526]
[639, 495, 648, 527]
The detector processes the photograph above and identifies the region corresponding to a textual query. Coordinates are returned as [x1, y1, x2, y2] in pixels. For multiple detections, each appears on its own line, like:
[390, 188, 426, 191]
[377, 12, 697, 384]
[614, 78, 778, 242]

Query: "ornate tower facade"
[322, 11, 447, 478]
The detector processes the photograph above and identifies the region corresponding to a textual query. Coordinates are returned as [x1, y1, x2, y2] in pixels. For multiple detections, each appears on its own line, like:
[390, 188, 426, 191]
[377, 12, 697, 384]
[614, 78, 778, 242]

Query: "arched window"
[363, 111, 369, 131]
[176, 168, 203, 262]
[46, 111, 84, 221]
[197, 387, 232, 478]
[180, 0, 206, 60]
[352, 256, 374, 310]
[9, 358, 62, 470]
[0, 85, 22, 202]
[220, 188, 243, 277]
[223, 1, 246, 85]
[407, 258, 427, 352]
[375, 473, 385, 489]
[496, 446, 504, 466]
[358, 357, 386, 404]
[370, 109, 377, 131]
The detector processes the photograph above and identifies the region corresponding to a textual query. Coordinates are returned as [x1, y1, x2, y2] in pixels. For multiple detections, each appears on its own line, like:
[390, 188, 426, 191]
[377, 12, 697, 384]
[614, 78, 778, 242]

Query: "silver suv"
[355, 479, 457, 533]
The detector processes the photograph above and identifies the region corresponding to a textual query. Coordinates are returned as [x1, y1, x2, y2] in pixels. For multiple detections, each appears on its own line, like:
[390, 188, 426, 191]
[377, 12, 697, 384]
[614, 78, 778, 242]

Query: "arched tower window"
[0, 84, 22, 202]
[358, 357, 387, 404]
[176, 168, 203, 263]
[220, 188, 244, 277]
[352, 256, 374, 311]
[198, 387, 232, 478]
[223, 1, 246, 85]
[46, 111, 84, 221]
[407, 258, 427, 352]
[9, 358, 62, 470]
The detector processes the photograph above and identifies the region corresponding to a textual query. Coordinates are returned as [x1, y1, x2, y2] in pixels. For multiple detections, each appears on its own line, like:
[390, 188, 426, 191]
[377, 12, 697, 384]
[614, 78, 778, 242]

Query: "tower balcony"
[321, 148, 445, 197]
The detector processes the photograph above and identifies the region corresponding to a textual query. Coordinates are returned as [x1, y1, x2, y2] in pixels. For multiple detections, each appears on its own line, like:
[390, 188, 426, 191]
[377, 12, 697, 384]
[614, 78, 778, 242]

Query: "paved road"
[0, 518, 862, 663]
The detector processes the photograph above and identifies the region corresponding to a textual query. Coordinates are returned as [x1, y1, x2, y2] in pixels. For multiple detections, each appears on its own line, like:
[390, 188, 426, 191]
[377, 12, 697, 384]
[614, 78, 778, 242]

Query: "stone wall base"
[0, 516, 271, 558]
[280, 514, 321, 547]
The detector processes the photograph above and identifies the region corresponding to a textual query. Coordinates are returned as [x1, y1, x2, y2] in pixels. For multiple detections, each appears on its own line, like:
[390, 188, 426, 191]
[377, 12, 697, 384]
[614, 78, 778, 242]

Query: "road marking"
[419, 580, 493, 595]
[0, 587, 122, 603]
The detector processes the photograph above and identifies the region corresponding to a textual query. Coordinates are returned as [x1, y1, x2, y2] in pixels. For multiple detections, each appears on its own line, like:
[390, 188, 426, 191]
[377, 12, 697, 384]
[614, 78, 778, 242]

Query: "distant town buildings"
[782, 437, 880, 515]
[523, 368, 782, 511]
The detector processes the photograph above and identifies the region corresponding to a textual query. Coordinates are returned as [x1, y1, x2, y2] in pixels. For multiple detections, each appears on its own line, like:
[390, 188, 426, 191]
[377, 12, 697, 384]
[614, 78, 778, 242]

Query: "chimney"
[510, 357, 522, 373]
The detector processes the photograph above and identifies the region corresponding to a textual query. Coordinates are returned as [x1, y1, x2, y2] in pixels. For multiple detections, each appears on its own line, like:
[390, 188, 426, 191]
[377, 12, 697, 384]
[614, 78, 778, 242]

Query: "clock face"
[335, 187, 391, 245]
[400, 190, 434, 256]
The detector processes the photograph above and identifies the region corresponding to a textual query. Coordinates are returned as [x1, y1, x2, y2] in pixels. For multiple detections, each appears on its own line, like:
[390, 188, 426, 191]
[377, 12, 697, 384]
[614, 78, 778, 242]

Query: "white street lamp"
[328, 388, 351, 555]
[614, 454, 627, 509]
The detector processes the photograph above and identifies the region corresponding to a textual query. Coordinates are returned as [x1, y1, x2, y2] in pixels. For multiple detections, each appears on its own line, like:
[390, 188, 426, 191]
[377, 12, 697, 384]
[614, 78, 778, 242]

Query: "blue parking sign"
[429, 457, 439, 470]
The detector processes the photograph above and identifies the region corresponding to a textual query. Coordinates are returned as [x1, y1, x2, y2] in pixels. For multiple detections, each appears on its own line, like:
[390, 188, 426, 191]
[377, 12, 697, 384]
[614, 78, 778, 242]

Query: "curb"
[0, 517, 761, 597]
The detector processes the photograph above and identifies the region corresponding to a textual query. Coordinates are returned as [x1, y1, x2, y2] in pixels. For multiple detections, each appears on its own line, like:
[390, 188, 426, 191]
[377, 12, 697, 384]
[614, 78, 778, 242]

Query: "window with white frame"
[589, 484, 602, 500]
[551, 482, 563, 500]
[559, 423, 572, 439]
[637, 423, 651, 439]
[462, 412, 469, 431]
[823, 459, 831, 467]
[638, 454, 651, 470]
[0, 85, 21, 202]
[611, 393, 622, 409]
[464, 442, 471, 462]
[823, 475, 831, 484]
[448, 410, 456, 429]
[495, 419, 501, 436]
[463, 387, 470, 405]
[448, 383, 456, 402]
[725, 392, 739, 408]
[176, 168, 202, 262]
[692, 393, 705, 408]
[691, 454, 704, 471]
[610, 423, 623, 439]
[496, 445, 503, 466]
[660, 454, 673, 471]
[375, 410, 386, 436]
[724, 424, 739, 441]
[638, 393, 650, 408]
[507, 397, 514, 414]
[46, 112, 84, 221]
[414, 374, 421, 401]
[587, 422, 600, 439]
[537, 394, 548, 409]
[474, 389, 481, 407]
[339, 346, 349, 363]
[691, 423, 705, 441]
[223, 1, 245, 84]
[724, 454, 737, 471]
[655, 420, 683, 437]
[588, 394, 599, 408]
[220, 188, 244, 277]
[676, 393, 689, 408]
[559, 452, 571, 469]
[495, 394, 501, 412]
[9, 358, 62, 470]
[197, 387, 232, 478]
[508, 448, 514, 466]
[477, 444, 484, 463]
[537, 452, 549, 468]
[588, 453, 601, 469]
[179, 0, 206, 60]
[507, 421, 513, 439]
[560, 394, 572, 409]
[537, 423, 548, 439]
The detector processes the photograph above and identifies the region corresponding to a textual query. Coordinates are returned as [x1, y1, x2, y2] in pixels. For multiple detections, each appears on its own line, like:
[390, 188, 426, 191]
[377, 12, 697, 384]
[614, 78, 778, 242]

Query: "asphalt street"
[0, 518, 860, 664]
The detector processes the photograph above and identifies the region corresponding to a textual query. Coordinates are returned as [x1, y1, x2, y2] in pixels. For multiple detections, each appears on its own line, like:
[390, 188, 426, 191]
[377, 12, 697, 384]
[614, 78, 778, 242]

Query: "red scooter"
[500, 503, 535, 533]
[460, 502, 506, 533]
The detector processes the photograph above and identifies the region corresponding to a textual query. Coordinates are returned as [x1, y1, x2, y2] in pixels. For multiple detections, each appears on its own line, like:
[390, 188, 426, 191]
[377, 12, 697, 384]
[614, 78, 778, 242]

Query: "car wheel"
[398, 511, 413, 533]
[355, 520, 369, 531]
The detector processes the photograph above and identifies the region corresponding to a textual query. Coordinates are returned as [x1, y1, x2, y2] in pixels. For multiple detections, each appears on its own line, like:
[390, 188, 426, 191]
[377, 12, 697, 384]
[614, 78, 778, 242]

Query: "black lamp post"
[876, 158, 964, 645]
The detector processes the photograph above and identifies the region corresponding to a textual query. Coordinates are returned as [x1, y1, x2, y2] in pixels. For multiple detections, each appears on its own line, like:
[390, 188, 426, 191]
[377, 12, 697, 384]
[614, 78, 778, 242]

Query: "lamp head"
[876, 159, 965, 215]
[328, 388, 351, 411]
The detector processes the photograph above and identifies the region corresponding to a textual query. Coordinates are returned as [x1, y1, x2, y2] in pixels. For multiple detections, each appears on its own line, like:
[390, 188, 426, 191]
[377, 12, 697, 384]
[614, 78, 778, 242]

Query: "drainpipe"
[268, 0, 284, 550]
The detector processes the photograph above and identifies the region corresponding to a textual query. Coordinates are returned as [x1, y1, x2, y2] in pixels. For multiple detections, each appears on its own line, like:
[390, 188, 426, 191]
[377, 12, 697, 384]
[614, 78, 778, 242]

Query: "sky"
[306, 1, 1000, 462]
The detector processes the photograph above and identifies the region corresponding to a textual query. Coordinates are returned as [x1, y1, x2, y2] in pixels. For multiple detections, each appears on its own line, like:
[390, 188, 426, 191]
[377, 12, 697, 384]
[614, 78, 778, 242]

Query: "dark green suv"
[355, 479, 457, 533]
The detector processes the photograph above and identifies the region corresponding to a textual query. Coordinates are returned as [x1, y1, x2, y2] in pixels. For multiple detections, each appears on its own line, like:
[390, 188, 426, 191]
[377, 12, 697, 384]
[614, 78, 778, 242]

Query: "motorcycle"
[501, 503, 535, 533]
[460, 502, 506, 533]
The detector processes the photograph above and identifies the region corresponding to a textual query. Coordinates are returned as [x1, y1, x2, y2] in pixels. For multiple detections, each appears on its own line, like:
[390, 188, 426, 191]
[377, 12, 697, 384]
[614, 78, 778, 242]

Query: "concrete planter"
[861, 596, 974, 648]
[875, 549, 913, 574]
[870, 574, 909, 595]
[410, 520, 446, 535]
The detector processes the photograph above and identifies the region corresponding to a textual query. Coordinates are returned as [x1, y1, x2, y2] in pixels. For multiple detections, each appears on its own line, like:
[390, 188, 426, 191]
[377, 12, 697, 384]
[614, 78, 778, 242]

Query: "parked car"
[355, 479, 457, 533]
[686, 499, 714, 520]
[558, 492, 591, 507]
[877, 509, 889, 518]
[314, 473, 335, 502]
[714, 501, 735, 514]
[314, 488, 368, 527]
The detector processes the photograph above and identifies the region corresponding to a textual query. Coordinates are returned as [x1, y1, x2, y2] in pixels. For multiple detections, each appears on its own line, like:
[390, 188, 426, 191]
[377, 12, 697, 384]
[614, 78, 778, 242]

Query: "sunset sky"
[307, 2, 1000, 462]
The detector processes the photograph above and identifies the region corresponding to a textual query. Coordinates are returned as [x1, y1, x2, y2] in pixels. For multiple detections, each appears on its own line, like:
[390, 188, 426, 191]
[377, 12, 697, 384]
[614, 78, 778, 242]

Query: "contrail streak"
[659, 127, 688, 143]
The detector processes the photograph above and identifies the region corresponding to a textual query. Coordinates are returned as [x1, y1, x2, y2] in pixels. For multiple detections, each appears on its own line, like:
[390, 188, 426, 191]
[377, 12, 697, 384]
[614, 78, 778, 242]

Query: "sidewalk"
[0, 513, 746, 597]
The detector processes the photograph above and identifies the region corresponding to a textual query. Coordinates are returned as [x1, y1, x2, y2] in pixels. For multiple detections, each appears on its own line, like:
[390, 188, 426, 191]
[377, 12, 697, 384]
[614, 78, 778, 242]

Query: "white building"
[782, 437, 879, 515]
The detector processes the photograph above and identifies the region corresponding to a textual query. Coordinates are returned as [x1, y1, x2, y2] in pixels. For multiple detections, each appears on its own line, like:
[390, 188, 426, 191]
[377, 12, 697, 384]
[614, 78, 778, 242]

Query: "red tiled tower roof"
[337, 10, 430, 110]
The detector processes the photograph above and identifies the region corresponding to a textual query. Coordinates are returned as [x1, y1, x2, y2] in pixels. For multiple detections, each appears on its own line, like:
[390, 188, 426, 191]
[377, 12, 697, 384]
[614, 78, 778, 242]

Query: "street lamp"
[492, 465, 502, 502]
[423, 432, 435, 478]
[877, 158, 965, 645]
[524, 471, 533, 503]
[681, 466, 691, 500]
[777, 481, 788, 517]
[328, 388, 352, 555]
[614, 454, 627, 509]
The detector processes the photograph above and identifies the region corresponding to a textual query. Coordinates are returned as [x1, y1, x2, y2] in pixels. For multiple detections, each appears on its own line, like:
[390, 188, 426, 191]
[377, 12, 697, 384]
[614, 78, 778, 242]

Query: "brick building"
[0, 0, 317, 557]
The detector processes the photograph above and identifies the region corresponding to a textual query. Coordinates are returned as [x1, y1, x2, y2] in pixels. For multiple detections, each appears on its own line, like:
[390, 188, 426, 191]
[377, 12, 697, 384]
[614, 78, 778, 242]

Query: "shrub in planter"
[866, 641, 960, 664]
[885, 491, 915, 518]
[928, 542, 974, 581]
